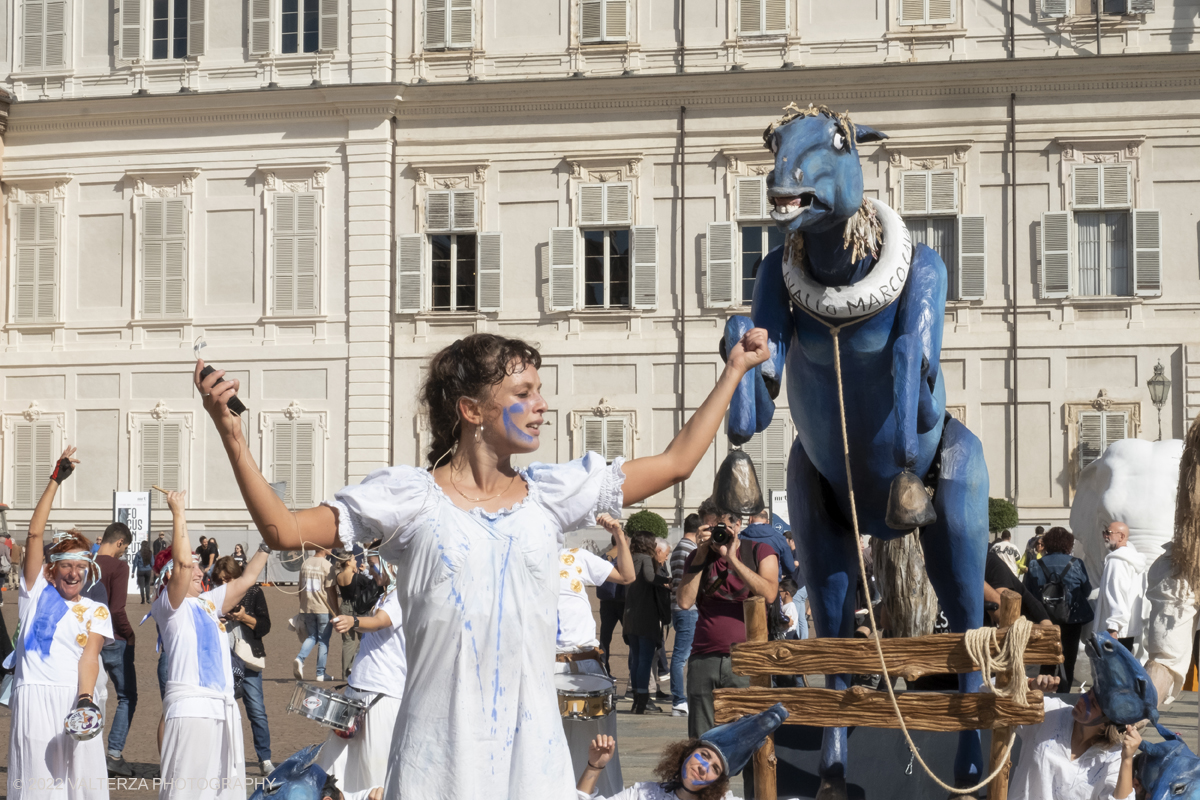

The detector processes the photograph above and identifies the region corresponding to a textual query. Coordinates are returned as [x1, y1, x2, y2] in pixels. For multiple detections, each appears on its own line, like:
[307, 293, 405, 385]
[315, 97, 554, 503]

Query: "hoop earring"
[476, 425, 482, 444]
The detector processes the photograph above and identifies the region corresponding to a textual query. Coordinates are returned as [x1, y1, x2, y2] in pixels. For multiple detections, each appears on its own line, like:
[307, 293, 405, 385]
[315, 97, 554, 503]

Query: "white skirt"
[159, 717, 247, 800]
[316, 689, 403, 794]
[7, 683, 110, 800]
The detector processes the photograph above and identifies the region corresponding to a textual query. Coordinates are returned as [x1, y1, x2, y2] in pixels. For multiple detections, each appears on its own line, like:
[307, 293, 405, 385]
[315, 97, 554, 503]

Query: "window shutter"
[43, 0, 66, 68]
[580, 0, 603, 42]
[11, 424, 52, 508]
[319, 0, 338, 50]
[14, 204, 57, 323]
[120, 0, 142, 60]
[449, 0, 473, 48]
[584, 417, 604, 456]
[142, 421, 181, 508]
[1101, 164, 1131, 209]
[143, 200, 164, 316]
[187, 0, 205, 56]
[549, 227, 577, 311]
[22, 0, 44, 70]
[762, 418, 789, 493]
[476, 231, 502, 312]
[1104, 411, 1127, 450]
[578, 184, 604, 226]
[451, 190, 477, 232]
[274, 194, 296, 313]
[1079, 412, 1103, 468]
[631, 225, 658, 309]
[706, 221, 735, 307]
[929, 171, 958, 214]
[426, 191, 452, 232]
[605, 417, 626, 461]
[273, 420, 295, 506]
[35, 205, 57, 321]
[294, 194, 319, 313]
[603, 0, 628, 41]
[1132, 209, 1161, 297]
[956, 215, 986, 301]
[1039, 211, 1071, 298]
[736, 176, 767, 220]
[605, 183, 632, 226]
[1073, 165, 1101, 209]
[900, 0, 927, 24]
[426, 0, 447, 48]
[250, 0, 270, 54]
[927, 0, 954, 22]
[1041, 0, 1068, 16]
[740, 0, 763, 33]
[901, 171, 930, 215]
[764, 0, 787, 31]
[160, 423, 182, 496]
[293, 421, 315, 506]
[163, 198, 187, 316]
[396, 234, 424, 313]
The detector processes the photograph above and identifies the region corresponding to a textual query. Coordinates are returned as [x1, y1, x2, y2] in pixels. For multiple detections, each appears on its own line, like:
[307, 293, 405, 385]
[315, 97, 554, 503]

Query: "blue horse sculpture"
[725, 105, 988, 797]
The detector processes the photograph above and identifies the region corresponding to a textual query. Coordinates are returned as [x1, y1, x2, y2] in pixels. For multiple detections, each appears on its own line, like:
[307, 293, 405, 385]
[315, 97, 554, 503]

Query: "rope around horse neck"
[825, 322, 1021, 795]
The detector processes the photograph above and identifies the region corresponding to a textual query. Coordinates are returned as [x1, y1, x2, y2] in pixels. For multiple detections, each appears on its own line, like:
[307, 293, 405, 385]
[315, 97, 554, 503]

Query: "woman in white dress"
[317, 584, 406, 792]
[152, 490, 270, 800]
[195, 329, 769, 799]
[8, 446, 114, 800]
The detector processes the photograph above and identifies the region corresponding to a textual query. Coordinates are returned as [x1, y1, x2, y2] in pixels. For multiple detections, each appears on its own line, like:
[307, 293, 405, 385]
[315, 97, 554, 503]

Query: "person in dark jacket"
[623, 532, 671, 714]
[212, 554, 274, 775]
[596, 535, 627, 675]
[1023, 526, 1094, 688]
[984, 550, 1051, 625]
[740, 509, 800, 586]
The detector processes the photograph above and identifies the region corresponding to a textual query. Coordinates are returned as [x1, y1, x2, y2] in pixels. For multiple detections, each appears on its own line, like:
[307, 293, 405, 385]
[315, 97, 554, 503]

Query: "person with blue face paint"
[152, 489, 271, 800]
[7, 446, 115, 800]
[195, 329, 770, 800]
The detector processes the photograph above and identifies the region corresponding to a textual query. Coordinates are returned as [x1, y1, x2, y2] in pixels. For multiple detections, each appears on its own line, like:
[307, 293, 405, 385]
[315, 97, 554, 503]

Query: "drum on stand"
[554, 666, 622, 796]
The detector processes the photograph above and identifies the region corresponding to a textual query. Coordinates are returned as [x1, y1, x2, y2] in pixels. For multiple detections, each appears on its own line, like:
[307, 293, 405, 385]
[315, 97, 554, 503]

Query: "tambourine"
[64, 702, 104, 741]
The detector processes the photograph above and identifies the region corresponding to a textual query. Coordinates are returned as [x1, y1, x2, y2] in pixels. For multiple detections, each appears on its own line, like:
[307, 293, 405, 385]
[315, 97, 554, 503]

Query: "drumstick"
[152, 485, 170, 495]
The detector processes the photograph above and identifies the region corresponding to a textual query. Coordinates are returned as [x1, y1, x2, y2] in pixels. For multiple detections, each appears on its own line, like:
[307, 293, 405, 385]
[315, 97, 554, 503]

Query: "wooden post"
[744, 596, 777, 800]
[987, 589, 1023, 800]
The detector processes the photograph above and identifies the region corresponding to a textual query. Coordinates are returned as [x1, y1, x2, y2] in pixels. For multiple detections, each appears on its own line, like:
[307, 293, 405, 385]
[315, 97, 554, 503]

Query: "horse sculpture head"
[1085, 630, 1161, 729]
[762, 105, 887, 236]
[1137, 738, 1200, 800]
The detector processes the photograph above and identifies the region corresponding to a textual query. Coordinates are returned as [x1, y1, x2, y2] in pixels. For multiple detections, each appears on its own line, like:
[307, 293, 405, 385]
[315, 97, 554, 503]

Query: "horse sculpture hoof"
[816, 777, 848, 800]
[885, 469, 937, 530]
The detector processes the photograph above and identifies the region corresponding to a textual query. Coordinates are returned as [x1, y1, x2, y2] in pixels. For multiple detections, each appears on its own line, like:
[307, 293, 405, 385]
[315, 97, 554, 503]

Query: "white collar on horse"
[781, 198, 912, 321]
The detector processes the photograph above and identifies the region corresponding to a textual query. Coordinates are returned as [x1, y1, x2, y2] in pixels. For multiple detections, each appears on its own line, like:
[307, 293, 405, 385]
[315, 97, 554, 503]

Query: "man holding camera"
[676, 501, 779, 738]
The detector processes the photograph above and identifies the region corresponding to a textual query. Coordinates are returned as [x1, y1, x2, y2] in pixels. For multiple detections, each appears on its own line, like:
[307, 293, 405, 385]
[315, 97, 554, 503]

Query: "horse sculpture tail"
[871, 534, 940, 639]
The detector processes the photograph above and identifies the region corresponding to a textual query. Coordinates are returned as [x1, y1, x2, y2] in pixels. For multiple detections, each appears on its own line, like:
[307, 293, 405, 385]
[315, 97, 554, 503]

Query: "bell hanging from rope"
[713, 449, 766, 517]
[884, 469, 937, 530]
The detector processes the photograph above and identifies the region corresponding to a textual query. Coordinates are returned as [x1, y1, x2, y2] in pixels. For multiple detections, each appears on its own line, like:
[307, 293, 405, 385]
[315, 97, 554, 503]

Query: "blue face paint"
[502, 403, 535, 445]
[682, 752, 717, 787]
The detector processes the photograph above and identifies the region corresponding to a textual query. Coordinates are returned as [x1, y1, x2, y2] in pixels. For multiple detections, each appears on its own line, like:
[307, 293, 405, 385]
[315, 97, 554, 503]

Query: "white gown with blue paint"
[326, 453, 625, 800]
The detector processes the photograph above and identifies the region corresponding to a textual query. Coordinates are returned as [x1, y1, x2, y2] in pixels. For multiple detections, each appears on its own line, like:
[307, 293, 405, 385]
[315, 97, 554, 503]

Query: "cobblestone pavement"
[2, 584, 1195, 798]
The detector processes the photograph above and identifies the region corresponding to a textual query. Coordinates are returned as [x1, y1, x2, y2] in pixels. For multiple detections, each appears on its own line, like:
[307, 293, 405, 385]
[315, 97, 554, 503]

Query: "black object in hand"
[50, 457, 75, 484]
[710, 524, 733, 548]
[199, 365, 248, 415]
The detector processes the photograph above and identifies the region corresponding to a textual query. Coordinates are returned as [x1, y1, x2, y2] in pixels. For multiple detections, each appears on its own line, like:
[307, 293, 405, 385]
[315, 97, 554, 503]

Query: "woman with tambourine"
[6, 447, 113, 800]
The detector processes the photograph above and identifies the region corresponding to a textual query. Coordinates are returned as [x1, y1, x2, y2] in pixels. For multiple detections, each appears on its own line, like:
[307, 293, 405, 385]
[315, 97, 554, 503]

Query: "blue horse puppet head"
[249, 744, 340, 800]
[762, 104, 887, 237]
[1085, 630, 1162, 731]
[1137, 738, 1200, 800]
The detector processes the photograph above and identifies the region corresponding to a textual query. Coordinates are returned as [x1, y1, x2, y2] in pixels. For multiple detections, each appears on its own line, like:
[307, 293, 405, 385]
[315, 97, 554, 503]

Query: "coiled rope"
[815, 313, 1030, 795]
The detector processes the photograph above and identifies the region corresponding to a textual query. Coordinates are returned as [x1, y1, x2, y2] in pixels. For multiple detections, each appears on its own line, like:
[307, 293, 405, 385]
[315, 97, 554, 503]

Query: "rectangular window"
[1078, 411, 1126, 469]
[425, 0, 473, 49]
[580, 0, 628, 43]
[582, 415, 626, 463]
[142, 198, 188, 318]
[13, 203, 58, 323]
[273, 193, 319, 315]
[900, 0, 955, 23]
[739, 0, 788, 35]
[21, 0, 67, 70]
[141, 421, 182, 509]
[282, 0, 319, 53]
[1076, 212, 1129, 297]
[430, 233, 477, 312]
[739, 224, 783, 306]
[273, 420, 316, 508]
[152, 0, 188, 59]
[908, 215, 957, 290]
[11, 422, 53, 509]
[583, 229, 630, 310]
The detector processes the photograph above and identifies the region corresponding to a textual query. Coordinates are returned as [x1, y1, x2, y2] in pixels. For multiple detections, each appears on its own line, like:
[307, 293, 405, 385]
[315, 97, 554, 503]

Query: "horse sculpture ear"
[855, 124, 888, 144]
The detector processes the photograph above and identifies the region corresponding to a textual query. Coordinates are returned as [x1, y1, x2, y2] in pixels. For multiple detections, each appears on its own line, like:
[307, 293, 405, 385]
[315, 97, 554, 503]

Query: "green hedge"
[625, 509, 669, 539]
[988, 498, 1019, 533]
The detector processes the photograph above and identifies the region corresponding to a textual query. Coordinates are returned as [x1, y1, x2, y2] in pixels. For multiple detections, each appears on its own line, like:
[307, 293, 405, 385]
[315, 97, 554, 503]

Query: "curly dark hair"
[630, 532, 658, 558]
[419, 334, 542, 467]
[653, 739, 730, 800]
[1042, 526, 1075, 555]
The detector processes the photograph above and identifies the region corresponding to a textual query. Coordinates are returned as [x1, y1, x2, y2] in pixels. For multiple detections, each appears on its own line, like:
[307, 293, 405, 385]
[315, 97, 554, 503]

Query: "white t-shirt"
[556, 548, 616, 650]
[1009, 697, 1121, 800]
[152, 583, 234, 720]
[348, 589, 407, 699]
[14, 572, 114, 688]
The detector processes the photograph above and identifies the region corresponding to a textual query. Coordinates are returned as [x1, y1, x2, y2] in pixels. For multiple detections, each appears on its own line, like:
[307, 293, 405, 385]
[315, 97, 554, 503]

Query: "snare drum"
[554, 673, 615, 720]
[287, 682, 369, 733]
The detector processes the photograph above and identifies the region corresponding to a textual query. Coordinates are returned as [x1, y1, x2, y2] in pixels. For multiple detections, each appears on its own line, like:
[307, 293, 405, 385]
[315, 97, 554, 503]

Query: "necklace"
[449, 463, 519, 504]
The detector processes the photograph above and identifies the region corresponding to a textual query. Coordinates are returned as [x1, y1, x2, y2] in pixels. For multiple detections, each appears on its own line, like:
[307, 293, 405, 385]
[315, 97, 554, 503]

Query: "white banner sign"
[771, 490, 789, 527]
[113, 491, 151, 549]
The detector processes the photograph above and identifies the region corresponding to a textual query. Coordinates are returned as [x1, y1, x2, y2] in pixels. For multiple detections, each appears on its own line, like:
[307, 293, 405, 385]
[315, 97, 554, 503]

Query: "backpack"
[349, 573, 385, 616]
[1038, 558, 1075, 626]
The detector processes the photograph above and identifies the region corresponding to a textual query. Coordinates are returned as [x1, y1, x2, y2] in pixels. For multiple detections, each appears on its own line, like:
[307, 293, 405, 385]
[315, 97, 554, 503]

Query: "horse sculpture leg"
[787, 437, 858, 800]
[887, 334, 939, 530]
[919, 416, 989, 790]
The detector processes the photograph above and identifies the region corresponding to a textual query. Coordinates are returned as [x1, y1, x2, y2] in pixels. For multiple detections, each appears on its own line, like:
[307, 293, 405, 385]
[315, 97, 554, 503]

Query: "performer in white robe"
[7, 446, 113, 800]
[317, 585, 406, 792]
[153, 489, 271, 800]
[195, 329, 770, 799]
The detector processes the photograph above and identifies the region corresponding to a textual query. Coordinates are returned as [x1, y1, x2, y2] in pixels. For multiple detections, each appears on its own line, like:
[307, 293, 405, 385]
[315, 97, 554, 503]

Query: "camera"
[710, 523, 733, 547]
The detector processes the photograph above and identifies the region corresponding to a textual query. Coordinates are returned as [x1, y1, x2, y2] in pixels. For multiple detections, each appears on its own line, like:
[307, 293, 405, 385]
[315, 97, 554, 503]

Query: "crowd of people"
[1, 326, 1196, 800]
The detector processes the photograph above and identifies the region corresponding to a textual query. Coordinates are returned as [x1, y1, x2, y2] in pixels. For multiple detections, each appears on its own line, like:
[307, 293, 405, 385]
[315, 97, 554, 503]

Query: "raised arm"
[596, 514, 634, 585]
[221, 545, 271, 614]
[166, 491, 194, 609]
[196, 360, 339, 551]
[621, 329, 770, 505]
[24, 446, 78, 588]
